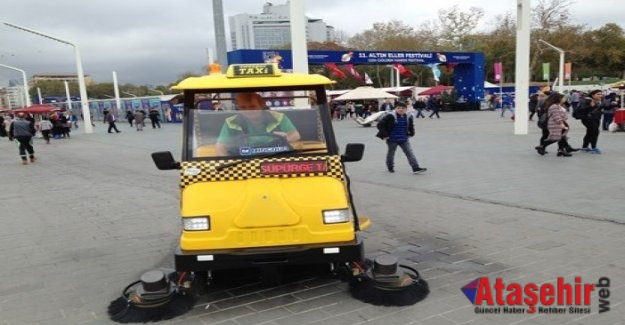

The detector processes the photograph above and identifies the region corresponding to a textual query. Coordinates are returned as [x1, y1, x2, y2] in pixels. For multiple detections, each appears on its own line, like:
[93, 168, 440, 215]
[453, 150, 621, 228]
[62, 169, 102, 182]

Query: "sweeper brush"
[107, 270, 195, 323]
[349, 255, 429, 306]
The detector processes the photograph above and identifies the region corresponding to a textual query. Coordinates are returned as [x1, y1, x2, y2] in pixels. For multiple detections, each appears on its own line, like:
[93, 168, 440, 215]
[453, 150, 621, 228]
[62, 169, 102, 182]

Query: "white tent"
[484, 81, 499, 88]
[333, 86, 398, 101]
[326, 89, 350, 97]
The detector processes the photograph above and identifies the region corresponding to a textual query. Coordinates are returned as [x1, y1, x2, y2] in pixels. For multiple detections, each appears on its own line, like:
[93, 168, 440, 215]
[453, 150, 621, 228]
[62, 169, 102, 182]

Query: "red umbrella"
[12, 104, 62, 114]
[418, 85, 453, 96]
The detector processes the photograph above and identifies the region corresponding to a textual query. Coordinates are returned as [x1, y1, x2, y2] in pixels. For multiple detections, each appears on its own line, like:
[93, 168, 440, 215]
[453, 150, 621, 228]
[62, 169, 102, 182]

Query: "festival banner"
[494, 62, 503, 81]
[564, 62, 572, 80]
[542, 63, 550, 81]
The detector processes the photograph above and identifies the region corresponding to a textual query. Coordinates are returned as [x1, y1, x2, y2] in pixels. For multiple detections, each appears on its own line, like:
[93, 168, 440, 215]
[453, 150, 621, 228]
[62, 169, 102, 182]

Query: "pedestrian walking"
[38, 116, 53, 144]
[9, 113, 36, 165]
[574, 89, 604, 153]
[412, 98, 426, 118]
[534, 93, 577, 157]
[105, 111, 121, 133]
[134, 110, 145, 131]
[125, 110, 135, 127]
[376, 100, 427, 174]
[428, 96, 441, 118]
[148, 109, 161, 128]
[500, 94, 514, 118]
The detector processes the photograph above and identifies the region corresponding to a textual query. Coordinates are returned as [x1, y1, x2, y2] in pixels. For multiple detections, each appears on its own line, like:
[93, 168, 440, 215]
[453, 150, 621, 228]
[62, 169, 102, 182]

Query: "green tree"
[578, 24, 625, 79]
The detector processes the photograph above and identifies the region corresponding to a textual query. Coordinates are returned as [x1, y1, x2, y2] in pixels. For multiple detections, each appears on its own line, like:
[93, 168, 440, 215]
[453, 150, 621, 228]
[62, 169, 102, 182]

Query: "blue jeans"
[500, 105, 514, 117]
[386, 140, 420, 171]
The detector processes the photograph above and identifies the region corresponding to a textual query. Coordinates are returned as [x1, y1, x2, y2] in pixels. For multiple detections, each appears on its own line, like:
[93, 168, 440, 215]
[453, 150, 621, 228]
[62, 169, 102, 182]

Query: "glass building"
[229, 2, 335, 50]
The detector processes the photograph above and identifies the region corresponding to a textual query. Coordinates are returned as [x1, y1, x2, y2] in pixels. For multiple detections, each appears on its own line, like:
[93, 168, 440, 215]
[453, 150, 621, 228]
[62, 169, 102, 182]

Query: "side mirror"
[341, 143, 364, 162]
[152, 151, 181, 170]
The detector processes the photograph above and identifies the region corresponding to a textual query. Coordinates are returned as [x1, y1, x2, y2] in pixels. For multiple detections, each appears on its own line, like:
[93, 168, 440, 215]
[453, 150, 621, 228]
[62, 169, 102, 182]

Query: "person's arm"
[215, 122, 234, 156]
[408, 116, 415, 136]
[271, 114, 300, 143]
[376, 114, 392, 139]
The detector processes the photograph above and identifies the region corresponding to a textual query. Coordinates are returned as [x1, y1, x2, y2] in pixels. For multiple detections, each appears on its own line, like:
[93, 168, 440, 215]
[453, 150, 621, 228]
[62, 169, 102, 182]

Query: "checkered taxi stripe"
[180, 155, 343, 188]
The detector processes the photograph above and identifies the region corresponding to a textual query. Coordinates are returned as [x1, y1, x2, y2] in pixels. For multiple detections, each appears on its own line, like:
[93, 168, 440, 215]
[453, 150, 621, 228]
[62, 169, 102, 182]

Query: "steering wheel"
[226, 133, 292, 155]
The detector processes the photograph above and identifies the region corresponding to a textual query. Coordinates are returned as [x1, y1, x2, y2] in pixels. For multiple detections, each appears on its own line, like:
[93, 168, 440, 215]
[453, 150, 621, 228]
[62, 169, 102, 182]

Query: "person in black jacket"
[9, 113, 36, 164]
[576, 90, 604, 153]
[376, 101, 427, 174]
[148, 109, 161, 129]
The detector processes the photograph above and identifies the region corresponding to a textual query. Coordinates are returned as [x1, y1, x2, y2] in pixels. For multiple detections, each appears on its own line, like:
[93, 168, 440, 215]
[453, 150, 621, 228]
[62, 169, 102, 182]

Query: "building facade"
[229, 2, 335, 50]
[0, 87, 26, 109]
[31, 73, 93, 86]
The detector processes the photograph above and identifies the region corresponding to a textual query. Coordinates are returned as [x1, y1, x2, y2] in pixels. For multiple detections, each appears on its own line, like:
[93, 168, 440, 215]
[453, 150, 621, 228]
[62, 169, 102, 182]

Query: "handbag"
[537, 112, 549, 129]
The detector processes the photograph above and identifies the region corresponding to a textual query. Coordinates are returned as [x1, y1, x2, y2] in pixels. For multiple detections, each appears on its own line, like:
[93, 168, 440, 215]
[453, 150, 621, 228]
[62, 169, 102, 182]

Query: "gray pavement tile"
[273, 308, 333, 325]
[248, 294, 301, 312]
[286, 291, 349, 313]
[418, 315, 460, 325]
[196, 305, 256, 324]
[233, 306, 293, 325]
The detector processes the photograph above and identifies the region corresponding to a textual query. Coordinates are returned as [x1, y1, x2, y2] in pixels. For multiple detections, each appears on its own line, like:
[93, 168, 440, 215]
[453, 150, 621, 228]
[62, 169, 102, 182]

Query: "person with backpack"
[376, 100, 427, 174]
[9, 113, 37, 164]
[573, 89, 604, 154]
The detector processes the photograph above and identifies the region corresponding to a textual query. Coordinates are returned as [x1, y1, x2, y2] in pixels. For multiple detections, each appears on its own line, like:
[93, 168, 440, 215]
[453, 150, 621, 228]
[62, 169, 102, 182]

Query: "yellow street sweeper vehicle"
[108, 63, 428, 323]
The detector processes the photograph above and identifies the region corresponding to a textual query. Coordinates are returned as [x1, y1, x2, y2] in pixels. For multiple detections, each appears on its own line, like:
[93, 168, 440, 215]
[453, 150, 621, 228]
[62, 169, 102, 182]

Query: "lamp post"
[0, 63, 31, 107]
[4, 22, 93, 133]
[64, 80, 72, 111]
[538, 39, 565, 93]
[514, 0, 531, 135]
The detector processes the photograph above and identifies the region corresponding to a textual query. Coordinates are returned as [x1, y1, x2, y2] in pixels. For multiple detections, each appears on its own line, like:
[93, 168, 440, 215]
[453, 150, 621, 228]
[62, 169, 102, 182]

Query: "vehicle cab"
[152, 63, 369, 278]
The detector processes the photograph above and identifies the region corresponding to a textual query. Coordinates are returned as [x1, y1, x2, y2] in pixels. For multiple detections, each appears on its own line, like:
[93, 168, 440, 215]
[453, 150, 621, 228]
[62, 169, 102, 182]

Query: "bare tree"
[437, 5, 485, 50]
[532, 0, 574, 31]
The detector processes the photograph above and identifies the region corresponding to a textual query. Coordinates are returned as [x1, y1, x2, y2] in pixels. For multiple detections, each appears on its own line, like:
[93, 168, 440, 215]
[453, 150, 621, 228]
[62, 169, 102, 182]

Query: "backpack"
[572, 108, 586, 120]
[573, 98, 594, 120]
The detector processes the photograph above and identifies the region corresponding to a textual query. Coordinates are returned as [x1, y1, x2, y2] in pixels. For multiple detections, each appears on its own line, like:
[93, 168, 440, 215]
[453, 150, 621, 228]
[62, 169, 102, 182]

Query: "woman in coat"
[535, 93, 574, 157]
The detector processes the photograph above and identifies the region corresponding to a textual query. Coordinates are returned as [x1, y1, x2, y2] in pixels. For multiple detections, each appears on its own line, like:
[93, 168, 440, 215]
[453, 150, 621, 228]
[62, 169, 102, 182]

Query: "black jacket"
[576, 97, 603, 121]
[375, 112, 415, 139]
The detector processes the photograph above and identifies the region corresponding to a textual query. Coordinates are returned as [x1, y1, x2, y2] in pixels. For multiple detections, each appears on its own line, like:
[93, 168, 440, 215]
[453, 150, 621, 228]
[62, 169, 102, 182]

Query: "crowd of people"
[2, 88, 621, 166]
[1, 108, 164, 165]
[330, 95, 444, 121]
[534, 89, 621, 157]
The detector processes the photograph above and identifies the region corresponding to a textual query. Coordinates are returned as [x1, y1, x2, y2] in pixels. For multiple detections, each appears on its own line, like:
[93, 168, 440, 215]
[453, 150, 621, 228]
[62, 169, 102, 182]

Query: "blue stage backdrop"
[228, 49, 485, 107]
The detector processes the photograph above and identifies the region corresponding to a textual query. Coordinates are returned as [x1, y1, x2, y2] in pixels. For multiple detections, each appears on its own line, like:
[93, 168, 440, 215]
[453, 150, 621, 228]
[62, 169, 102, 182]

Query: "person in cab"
[215, 92, 301, 156]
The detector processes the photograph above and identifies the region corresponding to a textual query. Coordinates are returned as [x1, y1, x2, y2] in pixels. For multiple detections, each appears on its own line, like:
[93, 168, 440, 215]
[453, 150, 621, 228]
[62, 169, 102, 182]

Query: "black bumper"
[174, 236, 364, 271]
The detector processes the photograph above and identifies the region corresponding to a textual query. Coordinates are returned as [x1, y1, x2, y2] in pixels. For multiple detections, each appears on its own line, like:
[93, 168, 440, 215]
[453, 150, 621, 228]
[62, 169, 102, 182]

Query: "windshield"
[187, 90, 328, 159]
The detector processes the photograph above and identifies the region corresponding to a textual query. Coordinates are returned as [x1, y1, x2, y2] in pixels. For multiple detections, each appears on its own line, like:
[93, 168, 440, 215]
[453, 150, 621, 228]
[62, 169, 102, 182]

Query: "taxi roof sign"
[227, 64, 281, 78]
[172, 64, 335, 91]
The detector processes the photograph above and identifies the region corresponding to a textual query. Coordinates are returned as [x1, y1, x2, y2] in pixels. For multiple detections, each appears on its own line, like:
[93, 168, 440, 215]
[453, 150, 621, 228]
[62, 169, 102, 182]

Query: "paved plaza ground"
[1, 111, 623, 324]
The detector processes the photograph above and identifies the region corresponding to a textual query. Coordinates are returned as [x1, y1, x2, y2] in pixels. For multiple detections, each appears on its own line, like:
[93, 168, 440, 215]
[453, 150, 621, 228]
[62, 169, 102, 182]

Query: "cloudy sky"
[1, 0, 621, 87]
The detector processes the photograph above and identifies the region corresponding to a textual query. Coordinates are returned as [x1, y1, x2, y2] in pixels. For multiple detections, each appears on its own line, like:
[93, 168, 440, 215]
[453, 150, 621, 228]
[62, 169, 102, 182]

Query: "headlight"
[183, 216, 210, 231]
[323, 209, 351, 224]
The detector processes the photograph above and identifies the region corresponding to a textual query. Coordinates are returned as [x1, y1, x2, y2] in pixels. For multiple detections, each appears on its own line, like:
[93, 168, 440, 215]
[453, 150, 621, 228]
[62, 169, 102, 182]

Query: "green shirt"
[216, 111, 297, 148]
